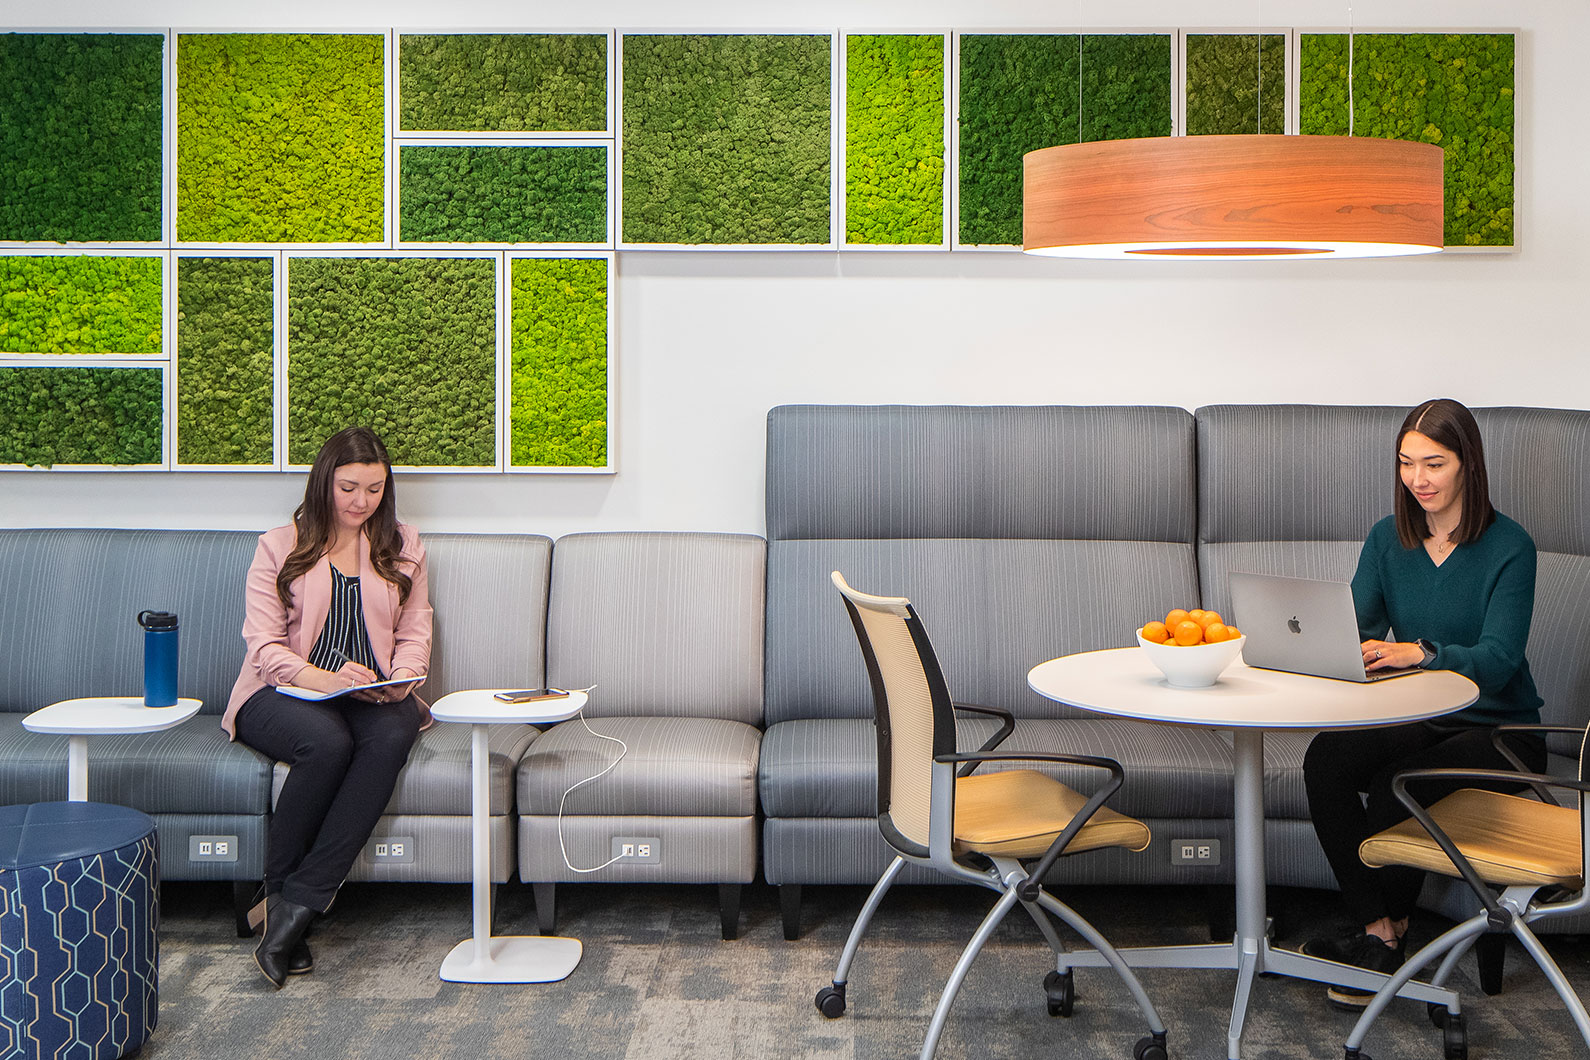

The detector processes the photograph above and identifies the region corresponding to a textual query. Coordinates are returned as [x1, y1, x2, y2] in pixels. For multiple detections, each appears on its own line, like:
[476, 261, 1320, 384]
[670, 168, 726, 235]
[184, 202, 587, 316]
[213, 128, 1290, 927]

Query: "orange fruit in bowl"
[1142, 621, 1170, 644]
[1226, 626, 1241, 640]
[1188, 609, 1207, 625]
[1204, 622, 1230, 643]
[1198, 611, 1223, 629]
[1173, 620, 1204, 646]
[1165, 608, 1190, 630]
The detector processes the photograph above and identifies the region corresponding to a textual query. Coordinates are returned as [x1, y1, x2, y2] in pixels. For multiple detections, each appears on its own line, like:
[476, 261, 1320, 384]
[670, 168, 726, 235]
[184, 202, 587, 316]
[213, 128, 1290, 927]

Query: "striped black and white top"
[306, 565, 383, 677]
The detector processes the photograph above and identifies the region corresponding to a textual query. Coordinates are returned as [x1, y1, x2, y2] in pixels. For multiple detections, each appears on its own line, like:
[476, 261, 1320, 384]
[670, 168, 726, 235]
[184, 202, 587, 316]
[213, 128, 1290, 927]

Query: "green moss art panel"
[177, 34, 385, 244]
[959, 34, 1172, 246]
[622, 34, 832, 245]
[286, 257, 496, 467]
[399, 146, 608, 244]
[399, 34, 607, 132]
[845, 34, 945, 245]
[0, 256, 162, 354]
[509, 258, 608, 468]
[1186, 34, 1286, 136]
[0, 366, 163, 466]
[1299, 33, 1514, 247]
[176, 257, 274, 465]
[0, 33, 164, 243]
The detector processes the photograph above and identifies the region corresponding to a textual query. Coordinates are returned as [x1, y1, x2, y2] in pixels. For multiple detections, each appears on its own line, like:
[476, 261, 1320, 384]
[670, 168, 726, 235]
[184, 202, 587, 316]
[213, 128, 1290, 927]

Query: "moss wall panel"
[509, 257, 608, 468]
[1186, 34, 1286, 135]
[176, 257, 274, 465]
[621, 34, 832, 245]
[959, 33, 1172, 246]
[0, 366, 163, 466]
[844, 34, 945, 246]
[399, 146, 608, 244]
[286, 257, 496, 467]
[0, 33, 164, 243]
[177, 33, 385, 244]
[0, 256, 162, 354]
[399, 33, 608, 132]
[1299, 32, 1514, 247]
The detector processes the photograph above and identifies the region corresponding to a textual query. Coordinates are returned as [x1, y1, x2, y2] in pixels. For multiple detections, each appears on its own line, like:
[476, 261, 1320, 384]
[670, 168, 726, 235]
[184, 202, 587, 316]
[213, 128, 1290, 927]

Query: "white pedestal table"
[22, 696, 204, 800]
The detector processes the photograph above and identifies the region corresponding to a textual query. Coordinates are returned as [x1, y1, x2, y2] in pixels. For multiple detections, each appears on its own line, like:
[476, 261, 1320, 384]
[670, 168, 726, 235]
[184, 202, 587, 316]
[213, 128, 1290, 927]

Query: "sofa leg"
[533, 882, 557, 935]
[1205, 884, 1235, 942]
[233, 880, 261, 938]
[719, 883, 742, 940]
[1476, 932, 1506, 995]
[780, 884, 802, 941]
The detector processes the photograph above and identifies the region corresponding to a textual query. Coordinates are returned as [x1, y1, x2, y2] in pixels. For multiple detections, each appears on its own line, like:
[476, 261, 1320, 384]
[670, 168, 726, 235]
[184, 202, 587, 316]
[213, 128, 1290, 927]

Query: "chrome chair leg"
[1346, 914, 1487, 1053]
[920, 886, 1023, 1060]
[1032, 889, 1166, 1035]
[1510, 920, 1590, 1047]
[815, 856, 907, 1019]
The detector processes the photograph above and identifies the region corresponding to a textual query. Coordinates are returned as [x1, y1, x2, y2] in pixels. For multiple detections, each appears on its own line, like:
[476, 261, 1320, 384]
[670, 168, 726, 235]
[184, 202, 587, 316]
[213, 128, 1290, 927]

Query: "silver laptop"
[1228, 572, 1421, 683]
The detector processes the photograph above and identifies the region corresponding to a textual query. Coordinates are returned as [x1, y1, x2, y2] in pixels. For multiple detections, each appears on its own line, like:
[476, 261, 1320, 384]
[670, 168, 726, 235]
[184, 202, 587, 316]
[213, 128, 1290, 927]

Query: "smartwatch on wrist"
[1416, 638, 1437, 668]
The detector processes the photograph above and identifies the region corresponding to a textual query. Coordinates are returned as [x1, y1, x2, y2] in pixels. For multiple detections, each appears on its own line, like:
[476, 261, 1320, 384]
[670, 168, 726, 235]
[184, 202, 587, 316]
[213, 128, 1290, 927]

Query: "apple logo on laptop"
[1287, 616, 1302, 634]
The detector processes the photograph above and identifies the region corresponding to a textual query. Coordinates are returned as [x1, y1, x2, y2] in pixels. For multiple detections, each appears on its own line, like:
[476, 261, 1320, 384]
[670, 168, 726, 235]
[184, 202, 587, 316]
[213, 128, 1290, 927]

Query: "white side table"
[430, 688, 587, 984]
[22, 696, 204, 801]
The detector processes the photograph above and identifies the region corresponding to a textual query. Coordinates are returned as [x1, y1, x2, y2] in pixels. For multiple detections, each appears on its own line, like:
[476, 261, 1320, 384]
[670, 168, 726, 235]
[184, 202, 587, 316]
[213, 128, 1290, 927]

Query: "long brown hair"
[1393, 398, 1495, 550]
[276, 427, 413, 608]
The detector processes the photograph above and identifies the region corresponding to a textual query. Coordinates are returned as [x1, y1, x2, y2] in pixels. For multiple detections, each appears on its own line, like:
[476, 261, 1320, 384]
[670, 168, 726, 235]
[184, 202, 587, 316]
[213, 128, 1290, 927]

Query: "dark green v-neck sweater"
[1352, 512, 1542, 725]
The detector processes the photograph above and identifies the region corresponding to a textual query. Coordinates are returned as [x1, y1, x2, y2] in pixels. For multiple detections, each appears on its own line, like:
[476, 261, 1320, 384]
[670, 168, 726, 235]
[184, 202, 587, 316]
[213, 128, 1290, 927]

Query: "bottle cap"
[138, 610, 179, 630]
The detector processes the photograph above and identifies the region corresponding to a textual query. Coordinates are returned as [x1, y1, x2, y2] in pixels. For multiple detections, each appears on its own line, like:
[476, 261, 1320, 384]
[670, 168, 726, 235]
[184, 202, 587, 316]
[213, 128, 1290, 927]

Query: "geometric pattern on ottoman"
[0, 802, 160, 1060]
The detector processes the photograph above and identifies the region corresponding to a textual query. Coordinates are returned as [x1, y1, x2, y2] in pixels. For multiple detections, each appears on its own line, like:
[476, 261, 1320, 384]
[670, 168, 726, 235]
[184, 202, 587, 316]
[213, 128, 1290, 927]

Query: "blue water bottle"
[138, 610, 179, 707]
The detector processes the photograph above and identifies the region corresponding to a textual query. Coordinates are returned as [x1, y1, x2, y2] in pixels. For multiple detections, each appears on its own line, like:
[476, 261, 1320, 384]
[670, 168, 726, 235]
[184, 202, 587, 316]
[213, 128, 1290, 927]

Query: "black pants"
[235, 686, 422, 912]
[1303, 721, 1546, 927]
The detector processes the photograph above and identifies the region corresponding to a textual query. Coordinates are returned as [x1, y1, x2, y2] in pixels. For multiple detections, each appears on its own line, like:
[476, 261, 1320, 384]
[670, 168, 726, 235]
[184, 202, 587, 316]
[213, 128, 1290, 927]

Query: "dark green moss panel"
[959, 34, 1172, 246]
[176, 257, 274, 465]
[1186, 34, 1286, 136]
[0, 255, 162, 354]
[177, 33, 385, 243]
[510, 257, 608, 468]
[622, 34, 831, 245]
[0, 33, 165, 242]
[399, 33, 608, 132]
[845, 34, 945, 245]
[0, 366, 163, 466]
[399, 146, 608, 243]
[1300, 33, 1514, 247]
[286, 257, 496, 467]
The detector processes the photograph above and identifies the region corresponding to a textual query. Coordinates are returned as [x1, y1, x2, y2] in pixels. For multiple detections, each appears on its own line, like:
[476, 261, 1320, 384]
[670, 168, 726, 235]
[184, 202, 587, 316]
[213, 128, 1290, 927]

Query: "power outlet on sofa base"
[612, 837, 661, 864]
[366, 836, 415, 864]
[1170, 839, 1221, 866]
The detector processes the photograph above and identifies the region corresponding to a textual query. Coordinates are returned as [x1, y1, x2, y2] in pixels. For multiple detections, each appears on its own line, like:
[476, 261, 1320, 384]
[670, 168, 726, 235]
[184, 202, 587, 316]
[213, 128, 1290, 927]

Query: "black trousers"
[1303, 720, 1546, 927]
[235, 686, 422, 912]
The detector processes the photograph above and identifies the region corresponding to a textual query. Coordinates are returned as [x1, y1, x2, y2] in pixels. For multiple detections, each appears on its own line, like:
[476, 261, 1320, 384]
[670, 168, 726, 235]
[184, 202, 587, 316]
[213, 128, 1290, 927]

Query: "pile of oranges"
[1141, 608, 1242, 647]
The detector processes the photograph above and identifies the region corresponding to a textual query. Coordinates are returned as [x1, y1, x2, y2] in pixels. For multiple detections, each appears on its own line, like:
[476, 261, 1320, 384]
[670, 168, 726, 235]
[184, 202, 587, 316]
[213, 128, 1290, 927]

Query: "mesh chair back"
[832, 572, 956, 853]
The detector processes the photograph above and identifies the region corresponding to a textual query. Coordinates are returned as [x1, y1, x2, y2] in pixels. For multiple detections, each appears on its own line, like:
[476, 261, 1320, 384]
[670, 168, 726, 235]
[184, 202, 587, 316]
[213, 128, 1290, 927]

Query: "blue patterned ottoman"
[0, 802, 159, 1060]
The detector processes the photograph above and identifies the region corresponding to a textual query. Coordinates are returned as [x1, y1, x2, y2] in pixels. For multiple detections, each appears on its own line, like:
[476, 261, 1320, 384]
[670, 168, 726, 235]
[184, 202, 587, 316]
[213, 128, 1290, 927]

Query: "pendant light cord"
[1348, 6, 1356, 136]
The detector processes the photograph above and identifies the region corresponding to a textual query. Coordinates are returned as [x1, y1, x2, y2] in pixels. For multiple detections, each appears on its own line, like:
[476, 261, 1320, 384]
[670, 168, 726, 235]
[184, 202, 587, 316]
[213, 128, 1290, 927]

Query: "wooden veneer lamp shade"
[1023, 135, 1444, 259]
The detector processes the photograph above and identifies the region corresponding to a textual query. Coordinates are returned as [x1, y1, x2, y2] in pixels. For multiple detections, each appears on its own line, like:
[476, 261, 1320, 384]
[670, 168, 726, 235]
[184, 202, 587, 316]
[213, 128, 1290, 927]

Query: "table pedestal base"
[440, 935, 582, 983]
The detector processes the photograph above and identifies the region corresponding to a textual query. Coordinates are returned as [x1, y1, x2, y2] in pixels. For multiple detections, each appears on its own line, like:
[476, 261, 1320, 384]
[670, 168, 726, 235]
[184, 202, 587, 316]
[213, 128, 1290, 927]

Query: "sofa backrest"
[764, 405, 1201, 725]
[546, 532, 766, 725]
[0, 528, 552, 716]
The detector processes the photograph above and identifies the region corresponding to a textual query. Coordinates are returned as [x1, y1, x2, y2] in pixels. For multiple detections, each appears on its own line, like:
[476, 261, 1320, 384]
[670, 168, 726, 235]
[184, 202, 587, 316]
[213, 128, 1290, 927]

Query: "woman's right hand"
[291, 661, 378, 694]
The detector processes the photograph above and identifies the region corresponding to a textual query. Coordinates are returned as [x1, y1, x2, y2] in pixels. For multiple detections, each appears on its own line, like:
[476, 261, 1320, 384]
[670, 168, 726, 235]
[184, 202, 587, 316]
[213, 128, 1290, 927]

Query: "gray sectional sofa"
[2, 402, 1586, 953]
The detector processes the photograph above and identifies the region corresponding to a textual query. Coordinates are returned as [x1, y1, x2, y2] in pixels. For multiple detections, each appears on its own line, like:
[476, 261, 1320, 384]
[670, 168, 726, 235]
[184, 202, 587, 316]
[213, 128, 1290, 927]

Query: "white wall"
[6, 0, 1585, 536]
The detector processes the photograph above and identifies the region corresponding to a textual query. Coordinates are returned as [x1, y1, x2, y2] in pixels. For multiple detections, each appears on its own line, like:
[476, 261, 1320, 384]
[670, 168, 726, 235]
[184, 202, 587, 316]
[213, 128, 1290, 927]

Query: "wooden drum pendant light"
[1022, 134, 1444, 259]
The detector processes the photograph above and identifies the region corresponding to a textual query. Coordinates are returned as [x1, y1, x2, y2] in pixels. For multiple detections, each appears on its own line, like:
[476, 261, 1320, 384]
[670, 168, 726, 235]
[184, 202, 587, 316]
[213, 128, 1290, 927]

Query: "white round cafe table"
[1028, 648, 1478, 1060]
[429, 689, 587, 984]
[22, 696, 204, 801]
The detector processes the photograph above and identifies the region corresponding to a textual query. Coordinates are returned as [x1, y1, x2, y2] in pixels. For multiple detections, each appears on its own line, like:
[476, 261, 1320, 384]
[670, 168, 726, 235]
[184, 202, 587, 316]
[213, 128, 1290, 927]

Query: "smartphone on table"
[492, 688, 569, 703]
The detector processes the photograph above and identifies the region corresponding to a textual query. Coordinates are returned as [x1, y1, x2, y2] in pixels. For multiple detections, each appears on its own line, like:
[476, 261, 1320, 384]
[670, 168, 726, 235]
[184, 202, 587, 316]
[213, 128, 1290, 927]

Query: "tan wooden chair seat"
[955, 769, 1152, 858]
[1359, 787, 1583, 889]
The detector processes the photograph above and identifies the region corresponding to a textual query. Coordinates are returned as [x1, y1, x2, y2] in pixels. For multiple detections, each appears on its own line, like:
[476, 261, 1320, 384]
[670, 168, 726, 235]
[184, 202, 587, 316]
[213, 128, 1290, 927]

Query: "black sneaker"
[1301, 931, 1404, 1009]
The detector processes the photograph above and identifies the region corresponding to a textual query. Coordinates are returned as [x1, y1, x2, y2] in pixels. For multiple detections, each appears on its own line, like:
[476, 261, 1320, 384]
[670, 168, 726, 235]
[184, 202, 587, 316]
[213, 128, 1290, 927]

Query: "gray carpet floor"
[143, 879, 1588, 1059]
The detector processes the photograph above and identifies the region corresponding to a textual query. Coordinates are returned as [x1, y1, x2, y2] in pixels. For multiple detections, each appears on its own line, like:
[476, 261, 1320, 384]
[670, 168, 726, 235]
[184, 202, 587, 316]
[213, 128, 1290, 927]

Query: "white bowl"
[1136, 629, 1246, 688]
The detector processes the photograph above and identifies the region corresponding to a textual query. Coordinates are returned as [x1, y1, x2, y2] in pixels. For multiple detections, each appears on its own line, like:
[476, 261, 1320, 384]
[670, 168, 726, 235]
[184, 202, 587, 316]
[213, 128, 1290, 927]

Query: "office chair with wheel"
[813, 572, 1169, 1060]
[1345, 723, 1590, 1060]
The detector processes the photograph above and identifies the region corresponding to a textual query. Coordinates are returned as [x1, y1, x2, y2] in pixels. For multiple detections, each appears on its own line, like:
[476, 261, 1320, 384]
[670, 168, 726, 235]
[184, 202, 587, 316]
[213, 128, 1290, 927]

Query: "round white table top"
[430, 689, 588, 726]
[23, 696, 204, 735]
[1028, 648, 1478, 730]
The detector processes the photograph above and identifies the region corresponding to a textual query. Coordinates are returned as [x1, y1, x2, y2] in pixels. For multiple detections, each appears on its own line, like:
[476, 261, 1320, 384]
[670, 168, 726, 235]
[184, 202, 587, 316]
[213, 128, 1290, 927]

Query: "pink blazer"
[224, 522, 433, 739]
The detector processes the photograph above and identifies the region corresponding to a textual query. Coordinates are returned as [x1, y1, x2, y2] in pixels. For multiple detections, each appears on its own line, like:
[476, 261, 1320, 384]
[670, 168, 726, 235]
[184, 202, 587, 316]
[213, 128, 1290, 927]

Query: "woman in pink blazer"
[226, 426, 432, 988]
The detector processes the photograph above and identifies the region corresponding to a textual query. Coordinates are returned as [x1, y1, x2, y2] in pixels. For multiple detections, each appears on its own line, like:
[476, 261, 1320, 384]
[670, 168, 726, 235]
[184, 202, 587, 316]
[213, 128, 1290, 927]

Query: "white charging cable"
[553, 686, 632, 873]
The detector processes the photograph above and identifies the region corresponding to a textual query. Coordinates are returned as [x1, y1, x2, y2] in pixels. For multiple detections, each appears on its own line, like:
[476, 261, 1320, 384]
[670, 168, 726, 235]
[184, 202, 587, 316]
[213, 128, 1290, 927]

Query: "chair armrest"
[1490, 724, 1582, 806]
[950, 702, 1016, 775]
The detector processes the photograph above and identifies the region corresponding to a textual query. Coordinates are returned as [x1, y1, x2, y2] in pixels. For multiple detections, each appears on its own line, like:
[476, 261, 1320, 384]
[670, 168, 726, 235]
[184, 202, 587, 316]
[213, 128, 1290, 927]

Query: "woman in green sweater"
[1301, 397, 1546, 1008]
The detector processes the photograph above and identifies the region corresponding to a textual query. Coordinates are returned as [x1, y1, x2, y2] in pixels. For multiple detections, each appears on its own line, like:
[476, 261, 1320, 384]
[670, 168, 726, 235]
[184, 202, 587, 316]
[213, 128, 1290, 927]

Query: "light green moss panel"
[176, 257, 275, 465]
[1300, 33, 1514, 247]
[0, 256, 162, 354]
[177, 33, 385, 243]
[399, 34, 608, 132]
[0, 366, 163, 466]
[845, 34, 945, 245]
[287, 257, 496, 467]
[509, 258, 608, 468]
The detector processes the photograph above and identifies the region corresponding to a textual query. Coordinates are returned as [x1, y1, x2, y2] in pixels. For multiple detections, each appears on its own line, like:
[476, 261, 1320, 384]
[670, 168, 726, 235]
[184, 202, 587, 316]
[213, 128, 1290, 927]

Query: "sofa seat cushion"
[518, 717, 760, 817]
[273, 722, 541, 816]
[760, 717, 1236, 820]
[0, 715, 270, 814]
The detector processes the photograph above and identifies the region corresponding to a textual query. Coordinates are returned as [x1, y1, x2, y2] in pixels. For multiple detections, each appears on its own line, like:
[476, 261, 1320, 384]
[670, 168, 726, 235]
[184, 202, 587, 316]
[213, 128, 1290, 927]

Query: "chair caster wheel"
[1044, 969, 1074, 1017]
[815, 984, 846, 1019]
[1133, 1032, 1168, 1060]
[1442, 1012, 1467, 1060]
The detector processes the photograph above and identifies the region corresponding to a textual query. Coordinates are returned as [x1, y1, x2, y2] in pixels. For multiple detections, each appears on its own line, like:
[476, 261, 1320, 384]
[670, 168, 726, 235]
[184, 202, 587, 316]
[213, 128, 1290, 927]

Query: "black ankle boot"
[249, 887, 313, 974]
[255, 895, 317, 988]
